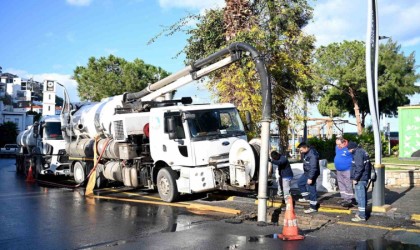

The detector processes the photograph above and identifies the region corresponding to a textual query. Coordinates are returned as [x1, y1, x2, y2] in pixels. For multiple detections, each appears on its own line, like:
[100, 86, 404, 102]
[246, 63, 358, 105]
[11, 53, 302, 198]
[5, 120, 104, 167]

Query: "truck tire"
[96, 164, 108, 188]
[34, 156, 42, 180]
[16, 155, 22, 174]
[73, 162, 86, 184]
[157, 167, 180, 202]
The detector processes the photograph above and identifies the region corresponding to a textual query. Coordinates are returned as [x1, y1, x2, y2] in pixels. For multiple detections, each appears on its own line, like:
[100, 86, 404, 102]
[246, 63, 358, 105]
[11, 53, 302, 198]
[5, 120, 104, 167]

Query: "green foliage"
[179, 0, 316, 152]
[26, 111, 42, 122]
[342, 128, 388, 159]
[0, 94, 13, 105]
[307, 136, 336, 162]
[313, 40, 420, 134]
[378, 39, 420, 117]
[73, 55, 170, 101]
[0, 122, 18, 147]
[391, 144, 399, 156]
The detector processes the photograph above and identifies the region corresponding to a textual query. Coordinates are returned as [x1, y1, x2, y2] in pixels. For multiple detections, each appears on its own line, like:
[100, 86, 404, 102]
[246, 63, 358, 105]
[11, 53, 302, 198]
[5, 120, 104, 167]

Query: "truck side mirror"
[32, 122, 39, 138]
[166, 117, 177, 140]
[182, 112, 195, 122]
[245, 111, 252, 131]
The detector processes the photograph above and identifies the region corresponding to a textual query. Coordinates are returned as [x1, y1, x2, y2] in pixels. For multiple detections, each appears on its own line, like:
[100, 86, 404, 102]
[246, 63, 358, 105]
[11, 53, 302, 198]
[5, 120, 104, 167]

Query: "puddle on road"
[358, 238, 420, 250]
[226, 235, 420, 249]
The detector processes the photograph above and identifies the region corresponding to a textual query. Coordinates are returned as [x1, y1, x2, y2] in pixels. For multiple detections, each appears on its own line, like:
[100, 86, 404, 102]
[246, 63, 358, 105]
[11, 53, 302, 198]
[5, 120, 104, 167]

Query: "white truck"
[61, 42, 272, 202]
[16, 115, 69, 178]
[0, 144, 19, 158]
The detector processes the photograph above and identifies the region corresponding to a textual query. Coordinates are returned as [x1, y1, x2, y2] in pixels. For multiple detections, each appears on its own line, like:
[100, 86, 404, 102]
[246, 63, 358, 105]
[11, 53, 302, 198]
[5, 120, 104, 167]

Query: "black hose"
[195, 42, 271, 120]
[123, 42, 271, 120]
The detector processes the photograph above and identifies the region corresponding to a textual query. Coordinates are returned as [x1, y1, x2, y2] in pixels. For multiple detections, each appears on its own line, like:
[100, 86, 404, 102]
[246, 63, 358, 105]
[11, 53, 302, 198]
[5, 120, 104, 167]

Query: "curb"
[207, 194, 420, 226]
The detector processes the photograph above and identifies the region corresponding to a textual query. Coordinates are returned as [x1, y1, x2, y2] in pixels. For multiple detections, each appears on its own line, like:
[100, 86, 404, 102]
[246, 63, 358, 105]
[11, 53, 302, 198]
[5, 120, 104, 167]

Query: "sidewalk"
[203, 186, 420, 229]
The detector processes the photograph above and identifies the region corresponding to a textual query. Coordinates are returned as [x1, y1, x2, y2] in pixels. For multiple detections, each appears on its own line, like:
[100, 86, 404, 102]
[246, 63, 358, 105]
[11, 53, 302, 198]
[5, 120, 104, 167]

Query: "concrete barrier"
[290, 159, 337, 192]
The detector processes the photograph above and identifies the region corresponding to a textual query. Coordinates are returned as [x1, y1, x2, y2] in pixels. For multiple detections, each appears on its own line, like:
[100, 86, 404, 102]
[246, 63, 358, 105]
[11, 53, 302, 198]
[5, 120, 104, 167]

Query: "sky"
[1, 0, 419, 132]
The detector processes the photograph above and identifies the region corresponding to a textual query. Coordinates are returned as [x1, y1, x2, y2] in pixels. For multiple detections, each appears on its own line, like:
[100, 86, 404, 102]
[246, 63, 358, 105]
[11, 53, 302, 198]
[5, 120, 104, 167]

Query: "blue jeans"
[354, 180, 368, 219]
[298, 173, 317, 209]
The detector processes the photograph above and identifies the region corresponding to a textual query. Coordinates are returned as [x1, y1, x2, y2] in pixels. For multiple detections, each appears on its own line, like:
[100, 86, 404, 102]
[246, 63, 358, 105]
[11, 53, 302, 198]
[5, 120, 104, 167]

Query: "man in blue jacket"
[347, 141, 372, 222]
[297, 142, 320, 214]
[334, 137, 355, 207]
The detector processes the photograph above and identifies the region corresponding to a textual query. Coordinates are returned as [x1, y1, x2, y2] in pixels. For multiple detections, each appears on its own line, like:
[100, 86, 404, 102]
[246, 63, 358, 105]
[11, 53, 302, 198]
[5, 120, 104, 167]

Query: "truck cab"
[149, 103, 248, 194]
[33, 115, 69, 176]
[16, 115, 69, 177]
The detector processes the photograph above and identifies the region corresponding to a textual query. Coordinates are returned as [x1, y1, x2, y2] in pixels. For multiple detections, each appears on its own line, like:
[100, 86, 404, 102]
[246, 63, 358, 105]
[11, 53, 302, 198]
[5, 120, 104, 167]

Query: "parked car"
[0, 144, 20, 158]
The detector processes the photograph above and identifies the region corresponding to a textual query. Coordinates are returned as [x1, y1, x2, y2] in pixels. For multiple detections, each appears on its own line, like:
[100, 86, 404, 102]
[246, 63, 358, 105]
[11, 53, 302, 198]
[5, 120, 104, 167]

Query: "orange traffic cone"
[26, 164, 36, 183]
[278, 196, 305, 241]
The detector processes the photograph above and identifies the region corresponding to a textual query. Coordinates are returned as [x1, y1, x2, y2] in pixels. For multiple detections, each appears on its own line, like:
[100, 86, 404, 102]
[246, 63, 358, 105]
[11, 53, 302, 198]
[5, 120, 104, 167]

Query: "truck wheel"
[73, 162, 86, 184]
[157, 167, 180, 202]
[34, 156, 42, 180]
[96, 165, 108, 188]
[16, 155, 22, 174]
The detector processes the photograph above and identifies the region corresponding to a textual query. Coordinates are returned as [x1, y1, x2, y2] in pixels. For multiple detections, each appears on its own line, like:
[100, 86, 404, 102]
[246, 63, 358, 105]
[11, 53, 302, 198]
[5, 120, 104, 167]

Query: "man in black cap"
[347, 141, 372, 222]
[296, 142, 320, 214]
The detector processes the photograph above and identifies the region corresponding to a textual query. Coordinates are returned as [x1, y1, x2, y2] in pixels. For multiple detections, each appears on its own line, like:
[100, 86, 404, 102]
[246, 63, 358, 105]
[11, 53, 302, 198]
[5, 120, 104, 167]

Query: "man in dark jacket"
[347, 141, 372, 222]
[270, 151, 294, 199]
[297, 142, 320, 214]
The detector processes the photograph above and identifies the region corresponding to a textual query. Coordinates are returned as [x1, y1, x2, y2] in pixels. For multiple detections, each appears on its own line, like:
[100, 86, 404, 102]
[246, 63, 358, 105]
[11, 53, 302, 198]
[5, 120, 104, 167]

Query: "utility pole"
[366, 0, 390, 212]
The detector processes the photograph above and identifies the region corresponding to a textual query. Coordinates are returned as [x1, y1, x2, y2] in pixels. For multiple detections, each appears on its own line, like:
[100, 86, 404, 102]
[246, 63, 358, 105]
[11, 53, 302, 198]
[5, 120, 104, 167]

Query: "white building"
[0, 101, 34, 132]
[42, 80, 57, 116]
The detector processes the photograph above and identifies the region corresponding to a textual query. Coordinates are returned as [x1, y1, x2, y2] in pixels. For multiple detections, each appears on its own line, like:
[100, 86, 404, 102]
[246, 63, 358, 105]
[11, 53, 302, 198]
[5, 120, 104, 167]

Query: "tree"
[73, 55, 170, 102]
[158, 0, 315, 152]
[314, 40, 419, 135]
[0, 122, 18, 147]
[27, 111, 42, 122]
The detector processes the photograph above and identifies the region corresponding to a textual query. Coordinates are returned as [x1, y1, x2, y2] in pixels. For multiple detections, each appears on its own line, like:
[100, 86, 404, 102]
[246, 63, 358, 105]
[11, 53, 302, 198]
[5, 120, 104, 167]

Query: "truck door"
[160, 112, 194, 166]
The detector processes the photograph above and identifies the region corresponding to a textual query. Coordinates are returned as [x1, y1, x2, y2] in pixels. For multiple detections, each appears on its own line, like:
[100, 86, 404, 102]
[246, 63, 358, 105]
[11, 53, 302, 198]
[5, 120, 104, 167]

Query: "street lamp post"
[366, 0, 390, 213]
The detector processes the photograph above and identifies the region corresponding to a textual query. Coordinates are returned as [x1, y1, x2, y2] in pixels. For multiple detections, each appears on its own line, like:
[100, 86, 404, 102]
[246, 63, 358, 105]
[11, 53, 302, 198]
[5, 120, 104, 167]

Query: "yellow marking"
[92, 195, 241, 215]
[99, 189, 189, 203]
[188, 203, 241, 215]
[373, 163, 385, 168]
[318, 207, 352, 214]
[338, 221, 420, 233]
[411, 214, 420, 221]
[227, 197, 235, 201]
[255, 200, 283, 208]
[372, 205, 392, 213]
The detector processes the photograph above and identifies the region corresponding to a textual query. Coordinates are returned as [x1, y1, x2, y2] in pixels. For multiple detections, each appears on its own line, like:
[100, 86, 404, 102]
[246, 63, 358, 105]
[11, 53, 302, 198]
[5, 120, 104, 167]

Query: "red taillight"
[143, 123, 150, 138]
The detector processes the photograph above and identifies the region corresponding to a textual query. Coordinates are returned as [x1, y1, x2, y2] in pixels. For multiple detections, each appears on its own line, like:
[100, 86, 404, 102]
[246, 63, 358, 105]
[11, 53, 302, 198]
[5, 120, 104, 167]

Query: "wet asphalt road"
[0, 158, 232, 249]
[1, 158, 420, 250]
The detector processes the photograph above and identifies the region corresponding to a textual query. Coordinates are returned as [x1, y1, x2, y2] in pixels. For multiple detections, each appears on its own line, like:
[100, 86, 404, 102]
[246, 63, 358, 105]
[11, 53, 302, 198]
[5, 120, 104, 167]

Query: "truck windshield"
[44, 122, 63, 140]
[187, 108, 245, 140]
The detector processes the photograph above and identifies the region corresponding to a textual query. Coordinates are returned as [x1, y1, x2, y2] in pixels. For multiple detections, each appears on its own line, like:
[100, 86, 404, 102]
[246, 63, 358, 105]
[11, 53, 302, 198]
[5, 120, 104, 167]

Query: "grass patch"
[380, 156, 420, 165]
[326, 156, 420, 171]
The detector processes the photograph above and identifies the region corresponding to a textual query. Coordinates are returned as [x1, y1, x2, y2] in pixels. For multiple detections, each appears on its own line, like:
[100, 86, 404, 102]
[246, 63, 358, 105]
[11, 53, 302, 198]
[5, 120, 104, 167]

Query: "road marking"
[91, 195, 241, 215]
[337, 221, 420, 233]
[254, 199, 283, 208]
[411, 214, 420, 221]
[96, 189, 192, 204]
[319, 207, 352, 214]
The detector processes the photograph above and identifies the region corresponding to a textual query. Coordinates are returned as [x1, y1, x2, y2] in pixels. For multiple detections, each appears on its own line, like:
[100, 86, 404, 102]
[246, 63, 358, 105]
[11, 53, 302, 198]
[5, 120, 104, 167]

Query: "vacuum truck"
[61, 42, 272, 202]
[16, 115, 69, 178]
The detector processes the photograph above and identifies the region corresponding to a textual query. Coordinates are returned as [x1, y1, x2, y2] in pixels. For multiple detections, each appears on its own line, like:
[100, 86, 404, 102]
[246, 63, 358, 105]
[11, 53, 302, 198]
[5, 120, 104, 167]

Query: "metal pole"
[303, 100, 308, 142]
[257, 121, 270, 222]
[387, 122, 391, 155]
[366, 0, 384, 209]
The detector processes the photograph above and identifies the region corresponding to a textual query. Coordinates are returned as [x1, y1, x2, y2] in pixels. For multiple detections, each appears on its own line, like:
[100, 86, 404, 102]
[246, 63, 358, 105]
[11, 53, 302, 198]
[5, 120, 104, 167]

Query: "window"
[186, 108, 245, 140]
[164, 113, 185, 139]
[44, 122, 63, 140]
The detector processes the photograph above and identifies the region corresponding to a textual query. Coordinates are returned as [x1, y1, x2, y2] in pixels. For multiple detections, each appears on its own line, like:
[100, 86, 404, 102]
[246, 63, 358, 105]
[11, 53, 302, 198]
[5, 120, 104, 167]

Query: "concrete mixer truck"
[61, 42, 272, 202]
[16, 115, 69, 178]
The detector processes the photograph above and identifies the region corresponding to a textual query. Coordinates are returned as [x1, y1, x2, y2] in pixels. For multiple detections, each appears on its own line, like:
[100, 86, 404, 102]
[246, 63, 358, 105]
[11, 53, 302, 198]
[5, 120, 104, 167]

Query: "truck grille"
[57, 149, 69, 163]
[114, 120, 125, 141]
